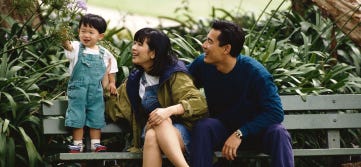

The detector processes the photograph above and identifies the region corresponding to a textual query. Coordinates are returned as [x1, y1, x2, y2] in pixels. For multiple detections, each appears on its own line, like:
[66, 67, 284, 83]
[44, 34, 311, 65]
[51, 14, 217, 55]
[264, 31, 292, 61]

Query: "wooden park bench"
[41, 94, 361, 166]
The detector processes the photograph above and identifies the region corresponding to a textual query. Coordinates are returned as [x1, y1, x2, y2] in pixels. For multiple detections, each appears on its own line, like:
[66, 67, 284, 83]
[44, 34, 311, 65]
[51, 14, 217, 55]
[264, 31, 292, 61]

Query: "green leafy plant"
[0, 0, 90, 166]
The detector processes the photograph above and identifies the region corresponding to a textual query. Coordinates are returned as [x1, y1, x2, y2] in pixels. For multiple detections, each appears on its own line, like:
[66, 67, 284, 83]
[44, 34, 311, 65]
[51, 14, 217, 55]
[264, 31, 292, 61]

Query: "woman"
[105, 28, 208, 167]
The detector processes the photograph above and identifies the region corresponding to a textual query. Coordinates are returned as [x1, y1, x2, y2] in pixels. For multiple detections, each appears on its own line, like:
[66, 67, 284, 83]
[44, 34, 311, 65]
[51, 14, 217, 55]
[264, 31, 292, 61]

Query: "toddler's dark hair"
[79, 13, 107, 33]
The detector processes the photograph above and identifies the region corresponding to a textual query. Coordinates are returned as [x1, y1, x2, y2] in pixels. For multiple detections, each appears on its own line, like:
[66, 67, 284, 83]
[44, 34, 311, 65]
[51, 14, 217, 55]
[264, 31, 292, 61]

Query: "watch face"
[235, 130, 242, 138]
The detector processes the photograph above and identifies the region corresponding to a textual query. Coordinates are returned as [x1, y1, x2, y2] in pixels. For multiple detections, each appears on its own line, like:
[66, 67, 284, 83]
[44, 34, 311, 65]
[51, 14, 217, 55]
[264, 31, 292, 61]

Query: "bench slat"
[281, 94, 361, 111]
[43, 113, 361, 134]
[217, 148, 361, 157]
[48, 152, 143, 162]
[47, 148, 361, 162]
[293, 148, 361, 156]
[42, 95, 361, 116]
[283, 113, 361, 129]
[43, 119, 122, 134]
[42, 100, 68, 116]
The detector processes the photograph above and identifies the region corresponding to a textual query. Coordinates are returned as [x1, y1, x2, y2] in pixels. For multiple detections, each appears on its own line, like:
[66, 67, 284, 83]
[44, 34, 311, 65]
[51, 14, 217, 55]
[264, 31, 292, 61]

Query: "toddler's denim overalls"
[65, 44, 106, 129]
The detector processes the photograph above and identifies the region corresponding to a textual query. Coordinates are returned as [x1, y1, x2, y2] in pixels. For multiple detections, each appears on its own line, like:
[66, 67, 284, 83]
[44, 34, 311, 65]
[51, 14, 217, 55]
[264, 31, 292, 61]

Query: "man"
[188, 20, 294, 167]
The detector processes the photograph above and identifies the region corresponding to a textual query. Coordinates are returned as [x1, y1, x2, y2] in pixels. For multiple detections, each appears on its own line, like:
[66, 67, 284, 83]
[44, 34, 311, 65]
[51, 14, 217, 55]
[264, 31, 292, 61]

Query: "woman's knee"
[144, 129, 158, 145]
[153, 119, 173, 132]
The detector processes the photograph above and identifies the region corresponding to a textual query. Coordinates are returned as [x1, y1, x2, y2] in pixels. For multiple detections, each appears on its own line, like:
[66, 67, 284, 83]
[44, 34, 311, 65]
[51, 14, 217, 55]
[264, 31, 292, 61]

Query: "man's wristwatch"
[234, 129, 243, 139]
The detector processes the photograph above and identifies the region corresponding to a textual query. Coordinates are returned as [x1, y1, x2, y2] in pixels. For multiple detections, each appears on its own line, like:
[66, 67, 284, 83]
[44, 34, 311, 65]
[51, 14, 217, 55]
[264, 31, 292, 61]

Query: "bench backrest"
[41, 100, 122, 134]
[281, 94, 361, 149]
[281, 94, 361, 129]
[42, 94, 361, 149]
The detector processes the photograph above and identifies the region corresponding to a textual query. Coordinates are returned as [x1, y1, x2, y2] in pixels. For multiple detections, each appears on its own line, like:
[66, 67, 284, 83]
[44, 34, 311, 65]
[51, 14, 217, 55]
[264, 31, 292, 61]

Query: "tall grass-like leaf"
[260, 38, 276, 63]
[300, 32, 311, 62]
[111, 40, 132, 82]
[279, 54, 293, 67]
[23, 73, 42, 89]
[0, 52, 9, 78]
[0, 119, 9, 167]
[243, 45, 250, 56]
[22, 115, 41, 127]
[1, 92, 17, 118]
[5, 138, 15, 167]
[13, 86, 31, 101]
[249, 0, 288, 56]
[158, 16, 189, 28]
[120, 66, 130, 79]
[323, 64, 354, 83]
[171, 33, 201, 58]
[8, 65, 23, 77]
[1, 118, 9, 133]
[0, 132, 5, 167]
[338, 43, 361, 75]
[211, 8, 236, 21]
[248, 0, 275, 34]
[19, 127, 42, 167]
[347, 129, 361, 146]
[117, 43, 132, 65]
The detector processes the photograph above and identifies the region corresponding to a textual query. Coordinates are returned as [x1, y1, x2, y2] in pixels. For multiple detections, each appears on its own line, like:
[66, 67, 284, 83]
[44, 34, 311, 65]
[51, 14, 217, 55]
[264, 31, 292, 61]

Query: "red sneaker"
[93, 143, 107, 152]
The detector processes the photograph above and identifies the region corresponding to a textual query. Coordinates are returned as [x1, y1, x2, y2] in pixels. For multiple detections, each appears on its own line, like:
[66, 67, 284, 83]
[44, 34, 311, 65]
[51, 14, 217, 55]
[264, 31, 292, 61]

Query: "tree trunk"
[312, 0, 361, 48]
[291, 0, 313, 16]
[0, 0, 41, 28]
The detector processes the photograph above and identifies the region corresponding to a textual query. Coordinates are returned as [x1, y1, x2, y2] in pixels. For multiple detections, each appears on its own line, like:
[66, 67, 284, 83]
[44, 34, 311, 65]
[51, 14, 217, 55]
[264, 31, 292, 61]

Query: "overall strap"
[79, 43, 86, 55]
[98, 45, 105, 58]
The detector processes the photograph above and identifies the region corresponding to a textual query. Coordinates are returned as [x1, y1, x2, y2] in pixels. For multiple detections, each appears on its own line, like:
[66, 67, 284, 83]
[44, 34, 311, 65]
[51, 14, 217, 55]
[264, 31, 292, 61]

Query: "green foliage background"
[0, 0, 360, 166]
[87, 0, 290, 18]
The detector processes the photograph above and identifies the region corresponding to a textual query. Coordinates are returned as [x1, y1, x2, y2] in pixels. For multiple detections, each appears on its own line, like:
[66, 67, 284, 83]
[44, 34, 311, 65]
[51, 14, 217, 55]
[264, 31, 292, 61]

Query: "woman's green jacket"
[105, 72, 208, 152]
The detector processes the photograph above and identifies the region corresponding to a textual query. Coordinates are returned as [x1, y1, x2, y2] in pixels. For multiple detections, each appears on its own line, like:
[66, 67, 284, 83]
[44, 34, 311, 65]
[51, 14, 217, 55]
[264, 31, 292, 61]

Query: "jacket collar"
[126, 60, 188, 120]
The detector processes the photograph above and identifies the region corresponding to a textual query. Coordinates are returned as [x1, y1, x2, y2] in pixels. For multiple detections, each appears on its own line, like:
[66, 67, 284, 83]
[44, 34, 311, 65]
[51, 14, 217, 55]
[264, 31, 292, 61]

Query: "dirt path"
[87, 5, 178, 33]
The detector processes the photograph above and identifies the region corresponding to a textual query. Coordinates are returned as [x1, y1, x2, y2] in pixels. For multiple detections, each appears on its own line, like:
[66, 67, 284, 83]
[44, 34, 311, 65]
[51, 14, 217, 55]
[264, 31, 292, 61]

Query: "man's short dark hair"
[211, 20, 245, 57]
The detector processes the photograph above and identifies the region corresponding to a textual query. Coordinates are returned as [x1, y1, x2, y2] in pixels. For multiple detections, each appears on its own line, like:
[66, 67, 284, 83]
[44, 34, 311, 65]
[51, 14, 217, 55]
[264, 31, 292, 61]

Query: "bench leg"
[103, 160, 120, 167]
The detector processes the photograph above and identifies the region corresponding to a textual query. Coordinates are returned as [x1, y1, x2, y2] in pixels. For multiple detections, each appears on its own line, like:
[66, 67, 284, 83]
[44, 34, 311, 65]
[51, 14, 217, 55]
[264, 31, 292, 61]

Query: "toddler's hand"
[108, 82, 117, 95]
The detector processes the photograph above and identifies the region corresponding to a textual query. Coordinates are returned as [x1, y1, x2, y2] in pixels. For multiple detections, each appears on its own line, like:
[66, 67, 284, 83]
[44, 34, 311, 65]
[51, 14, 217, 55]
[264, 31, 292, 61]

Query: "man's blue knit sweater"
[188, 54, 284, 137]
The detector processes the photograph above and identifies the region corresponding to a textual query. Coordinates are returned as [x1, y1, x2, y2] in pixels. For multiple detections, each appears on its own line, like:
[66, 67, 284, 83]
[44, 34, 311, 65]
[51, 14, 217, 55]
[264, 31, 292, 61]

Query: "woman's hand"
[147, 104, 183, 127]
[148, 108, 171, 127]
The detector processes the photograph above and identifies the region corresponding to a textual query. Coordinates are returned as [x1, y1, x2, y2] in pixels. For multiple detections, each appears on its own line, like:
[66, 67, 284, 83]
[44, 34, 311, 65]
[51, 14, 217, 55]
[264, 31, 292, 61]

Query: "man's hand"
[222, 134, 242, 160]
